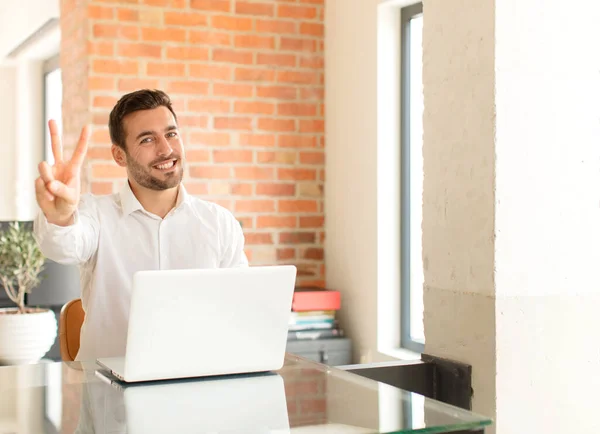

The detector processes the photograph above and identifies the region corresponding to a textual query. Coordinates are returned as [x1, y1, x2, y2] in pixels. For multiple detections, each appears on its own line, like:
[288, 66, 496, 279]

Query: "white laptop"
[94, 369, 291, 433]
[96, 265, 297, 383]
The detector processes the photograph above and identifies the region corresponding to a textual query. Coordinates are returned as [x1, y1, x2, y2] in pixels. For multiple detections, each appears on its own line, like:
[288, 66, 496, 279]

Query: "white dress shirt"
[33, 182, 248, 362]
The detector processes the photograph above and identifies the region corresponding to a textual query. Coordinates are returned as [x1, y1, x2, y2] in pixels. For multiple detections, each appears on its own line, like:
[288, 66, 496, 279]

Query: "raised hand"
[35, 120, 90, 226]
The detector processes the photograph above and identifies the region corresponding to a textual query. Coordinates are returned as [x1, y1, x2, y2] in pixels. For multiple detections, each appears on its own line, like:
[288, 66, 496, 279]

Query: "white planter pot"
[0, 308, 57, 365]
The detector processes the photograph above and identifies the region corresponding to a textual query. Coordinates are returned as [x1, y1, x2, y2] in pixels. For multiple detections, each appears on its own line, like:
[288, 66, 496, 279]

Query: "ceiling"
[0, 0, 59, 60]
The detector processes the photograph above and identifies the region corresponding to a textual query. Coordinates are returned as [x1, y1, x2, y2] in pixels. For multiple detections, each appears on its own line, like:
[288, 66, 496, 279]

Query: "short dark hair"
[108, 89, 178, 150]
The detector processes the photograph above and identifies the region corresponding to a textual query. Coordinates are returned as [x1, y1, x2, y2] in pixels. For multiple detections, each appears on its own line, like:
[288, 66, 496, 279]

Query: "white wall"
[0, 0, 59, 221]
[325, 0, 419, 363]
[0, 0, 59, 58]
[493, 1, 600, 432]
[15, 60, 45, 221]
[0, 66, 17, 220]
[421, 0, 600, 432]
[0, 59, 52, 221]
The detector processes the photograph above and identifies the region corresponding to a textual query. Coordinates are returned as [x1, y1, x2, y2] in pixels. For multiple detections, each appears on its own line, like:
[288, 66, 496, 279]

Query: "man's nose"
[156, 136, 173, 156]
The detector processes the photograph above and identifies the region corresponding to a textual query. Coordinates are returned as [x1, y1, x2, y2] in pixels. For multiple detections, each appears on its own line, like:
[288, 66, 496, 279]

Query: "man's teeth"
[155, 161, 175, 170]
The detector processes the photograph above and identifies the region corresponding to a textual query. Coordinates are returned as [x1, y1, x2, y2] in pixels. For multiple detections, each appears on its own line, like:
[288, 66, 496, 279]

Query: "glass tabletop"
[0, 354, 491, 433]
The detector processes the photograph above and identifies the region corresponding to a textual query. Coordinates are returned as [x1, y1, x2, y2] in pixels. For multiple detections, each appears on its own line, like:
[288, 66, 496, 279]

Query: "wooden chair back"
[59, 299, 84, 362]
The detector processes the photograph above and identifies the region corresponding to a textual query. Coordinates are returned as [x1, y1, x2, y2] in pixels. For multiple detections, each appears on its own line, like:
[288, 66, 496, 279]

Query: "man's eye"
[166, 132, 178, 138]
[140, 137, 153, 144]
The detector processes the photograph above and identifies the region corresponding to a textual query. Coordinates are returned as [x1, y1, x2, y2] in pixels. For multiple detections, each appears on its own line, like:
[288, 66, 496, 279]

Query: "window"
[43, 55, 61, 165]
[400, 3, 424, 353]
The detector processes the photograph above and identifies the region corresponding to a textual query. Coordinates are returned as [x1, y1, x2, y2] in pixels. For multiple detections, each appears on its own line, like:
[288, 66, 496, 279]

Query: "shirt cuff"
[33, 209, 80, 243]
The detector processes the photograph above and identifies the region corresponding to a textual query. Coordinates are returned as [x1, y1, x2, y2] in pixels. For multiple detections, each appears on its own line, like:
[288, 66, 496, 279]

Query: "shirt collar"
[119, 181, 190, 216]
[175, 184, 190, 209]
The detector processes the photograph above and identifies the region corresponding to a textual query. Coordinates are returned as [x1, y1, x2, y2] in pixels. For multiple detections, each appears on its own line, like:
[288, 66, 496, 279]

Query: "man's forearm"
[33, 209, 98, 265]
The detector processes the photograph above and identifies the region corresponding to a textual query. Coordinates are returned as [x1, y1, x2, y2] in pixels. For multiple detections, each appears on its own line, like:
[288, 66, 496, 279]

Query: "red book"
[292, 288, 341, 312]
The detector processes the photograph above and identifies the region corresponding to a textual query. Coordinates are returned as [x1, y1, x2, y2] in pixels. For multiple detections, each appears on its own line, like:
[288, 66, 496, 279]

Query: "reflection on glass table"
[0, 354, 491, 434]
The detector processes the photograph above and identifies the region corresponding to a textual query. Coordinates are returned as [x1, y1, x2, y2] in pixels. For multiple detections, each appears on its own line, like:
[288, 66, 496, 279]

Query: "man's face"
[120, 106, 184, 191]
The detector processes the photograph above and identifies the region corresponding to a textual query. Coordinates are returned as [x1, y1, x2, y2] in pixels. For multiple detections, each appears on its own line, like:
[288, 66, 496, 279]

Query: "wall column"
[423, 1, 600, 433]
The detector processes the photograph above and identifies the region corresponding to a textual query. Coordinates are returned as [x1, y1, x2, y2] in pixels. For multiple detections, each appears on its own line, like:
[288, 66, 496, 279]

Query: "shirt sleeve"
[33, 194, 100, 266]
[219, 210, 249, 268]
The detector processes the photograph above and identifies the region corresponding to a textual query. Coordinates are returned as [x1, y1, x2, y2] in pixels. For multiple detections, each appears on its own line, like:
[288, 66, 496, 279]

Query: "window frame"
[43, 54, 60, 163]
[400, 2, 425, 353]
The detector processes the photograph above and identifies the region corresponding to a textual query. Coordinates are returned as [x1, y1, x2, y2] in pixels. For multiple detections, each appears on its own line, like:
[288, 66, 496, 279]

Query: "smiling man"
[33, 89, 248, 361]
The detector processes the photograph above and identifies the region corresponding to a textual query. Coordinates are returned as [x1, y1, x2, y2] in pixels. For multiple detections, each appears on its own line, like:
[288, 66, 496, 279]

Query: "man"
[33, 89, 248, 362]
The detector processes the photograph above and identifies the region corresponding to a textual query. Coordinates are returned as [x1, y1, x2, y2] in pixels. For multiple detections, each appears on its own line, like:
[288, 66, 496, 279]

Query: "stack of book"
[287, 287, 344, 341]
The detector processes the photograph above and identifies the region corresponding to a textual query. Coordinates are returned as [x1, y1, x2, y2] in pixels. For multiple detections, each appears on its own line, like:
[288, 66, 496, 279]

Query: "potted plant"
[0, 222, 57, 365]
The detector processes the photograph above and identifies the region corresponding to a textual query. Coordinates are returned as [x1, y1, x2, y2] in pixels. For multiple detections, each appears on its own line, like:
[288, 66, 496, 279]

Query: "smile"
[153, 160, 177, 171]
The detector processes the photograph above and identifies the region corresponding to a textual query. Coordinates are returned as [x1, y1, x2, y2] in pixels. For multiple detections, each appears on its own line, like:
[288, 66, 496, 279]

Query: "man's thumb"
[48, 180, 77, 204]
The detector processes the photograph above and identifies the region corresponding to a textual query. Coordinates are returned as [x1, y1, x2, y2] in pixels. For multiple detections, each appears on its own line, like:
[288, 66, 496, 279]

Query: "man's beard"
[126, 152, 184, 191]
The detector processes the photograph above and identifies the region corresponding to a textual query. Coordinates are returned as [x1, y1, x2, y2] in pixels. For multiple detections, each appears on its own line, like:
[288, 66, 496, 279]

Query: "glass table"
[0, 354, 491, 433]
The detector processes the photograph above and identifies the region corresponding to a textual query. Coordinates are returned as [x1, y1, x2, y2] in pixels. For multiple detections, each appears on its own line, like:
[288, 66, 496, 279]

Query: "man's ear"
[112, 145, 127, 167]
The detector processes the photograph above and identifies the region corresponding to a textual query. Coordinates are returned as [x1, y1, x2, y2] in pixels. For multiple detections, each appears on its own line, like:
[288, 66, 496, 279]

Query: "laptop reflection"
[75, 370, 290, 434]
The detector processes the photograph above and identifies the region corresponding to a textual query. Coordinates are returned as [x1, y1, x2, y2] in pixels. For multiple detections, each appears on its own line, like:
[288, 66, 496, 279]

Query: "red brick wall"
[60, 0, 91, 190]
[59, 0, 325, 287]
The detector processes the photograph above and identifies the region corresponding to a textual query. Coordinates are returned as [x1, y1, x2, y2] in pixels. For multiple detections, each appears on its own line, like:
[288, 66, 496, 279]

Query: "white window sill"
[337, 348, 422, 371]
[379, 347, 421, 361]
